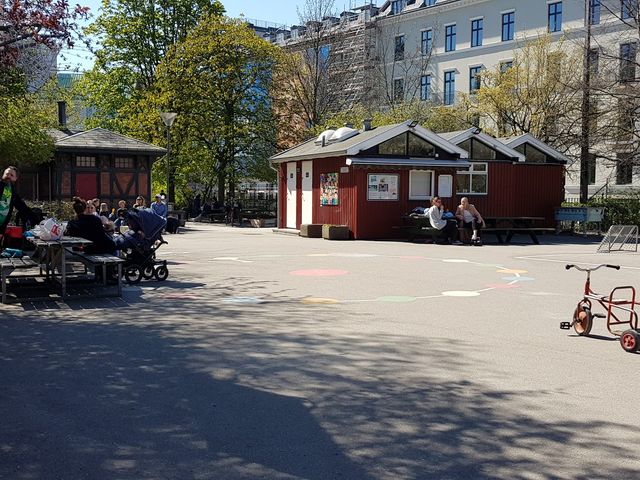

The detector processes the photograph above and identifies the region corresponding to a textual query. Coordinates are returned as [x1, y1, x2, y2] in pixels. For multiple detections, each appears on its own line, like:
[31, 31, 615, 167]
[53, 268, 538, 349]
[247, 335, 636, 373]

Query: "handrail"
[588, 181, 609, 201]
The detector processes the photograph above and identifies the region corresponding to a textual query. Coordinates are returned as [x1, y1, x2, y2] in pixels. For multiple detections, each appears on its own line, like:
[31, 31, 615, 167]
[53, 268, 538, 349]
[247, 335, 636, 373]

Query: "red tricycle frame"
[560, 263, 640, 353]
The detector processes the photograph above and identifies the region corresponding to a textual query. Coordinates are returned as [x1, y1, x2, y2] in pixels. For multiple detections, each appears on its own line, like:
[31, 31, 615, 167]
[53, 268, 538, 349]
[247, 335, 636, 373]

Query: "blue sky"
[59, 0, 304, 72]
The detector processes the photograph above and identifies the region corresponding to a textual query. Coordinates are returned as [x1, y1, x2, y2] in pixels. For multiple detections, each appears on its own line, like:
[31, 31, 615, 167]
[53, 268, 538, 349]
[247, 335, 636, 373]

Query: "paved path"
[1, 224, 639, 479]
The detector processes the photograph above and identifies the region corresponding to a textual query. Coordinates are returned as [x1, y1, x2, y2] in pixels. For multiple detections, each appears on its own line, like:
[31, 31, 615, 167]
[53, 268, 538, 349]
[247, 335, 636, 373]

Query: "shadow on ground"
[1, 278, 638, 479]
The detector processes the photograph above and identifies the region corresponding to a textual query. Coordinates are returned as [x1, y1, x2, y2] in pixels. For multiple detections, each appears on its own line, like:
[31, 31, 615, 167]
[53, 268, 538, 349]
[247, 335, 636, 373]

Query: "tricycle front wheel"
[573, 305, 593, 336]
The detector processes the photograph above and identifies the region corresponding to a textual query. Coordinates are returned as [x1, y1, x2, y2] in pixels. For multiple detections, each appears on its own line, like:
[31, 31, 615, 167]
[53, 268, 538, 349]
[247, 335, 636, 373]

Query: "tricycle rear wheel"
[573, 305, 593, 336]
[620, 329, 640, 353]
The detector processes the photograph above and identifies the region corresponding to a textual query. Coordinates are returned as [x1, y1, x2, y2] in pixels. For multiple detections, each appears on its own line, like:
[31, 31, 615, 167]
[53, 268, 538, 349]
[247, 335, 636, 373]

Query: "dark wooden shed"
[19, 128, 166, 206]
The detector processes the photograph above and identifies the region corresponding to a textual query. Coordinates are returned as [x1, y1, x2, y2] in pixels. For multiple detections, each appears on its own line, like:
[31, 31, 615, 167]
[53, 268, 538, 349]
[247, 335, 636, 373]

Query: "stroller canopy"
[127, 208, 166, 240]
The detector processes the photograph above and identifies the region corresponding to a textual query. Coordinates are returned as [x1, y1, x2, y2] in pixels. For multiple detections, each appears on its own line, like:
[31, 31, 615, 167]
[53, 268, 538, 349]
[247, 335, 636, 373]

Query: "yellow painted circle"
[496, 269, 528, 274]
[301, 297, 340, 305]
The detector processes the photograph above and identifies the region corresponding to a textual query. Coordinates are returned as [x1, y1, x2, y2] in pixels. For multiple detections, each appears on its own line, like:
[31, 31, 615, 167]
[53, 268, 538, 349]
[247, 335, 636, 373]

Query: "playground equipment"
[560, 263, 640, 353]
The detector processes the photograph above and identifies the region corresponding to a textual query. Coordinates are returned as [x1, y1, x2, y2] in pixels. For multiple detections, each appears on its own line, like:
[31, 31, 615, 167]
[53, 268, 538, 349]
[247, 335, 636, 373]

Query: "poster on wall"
[367, 174, 399, 201]
[320, 172, 339, 205]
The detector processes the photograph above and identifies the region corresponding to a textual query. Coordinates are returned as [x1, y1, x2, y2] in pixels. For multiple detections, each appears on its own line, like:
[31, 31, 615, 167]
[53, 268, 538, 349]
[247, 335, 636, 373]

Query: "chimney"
[57, 101, 67, 128]
[363, 118, 372, 131]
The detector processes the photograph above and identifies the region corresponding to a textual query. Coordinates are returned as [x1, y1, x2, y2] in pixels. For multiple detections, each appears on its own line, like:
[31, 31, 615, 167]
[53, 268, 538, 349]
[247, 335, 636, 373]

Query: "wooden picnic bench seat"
[1, 256, 39, 303]
[66, 250, 126, 297]
[481, 227, 556, 245]
[393, 225, 442, 242]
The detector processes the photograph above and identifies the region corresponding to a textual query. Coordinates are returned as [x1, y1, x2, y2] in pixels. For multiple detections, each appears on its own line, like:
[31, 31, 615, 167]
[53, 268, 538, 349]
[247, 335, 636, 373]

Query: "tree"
[154, 15, 281, 205]
[0, 0, 88, 68]
[76, 0, 224, 131]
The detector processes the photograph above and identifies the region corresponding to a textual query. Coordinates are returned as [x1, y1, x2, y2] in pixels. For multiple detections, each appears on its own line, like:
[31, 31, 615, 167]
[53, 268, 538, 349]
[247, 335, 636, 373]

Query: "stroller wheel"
[125, 265, 143, 284]
[142, 265, 155, 280]
[154, 265, 169, 281]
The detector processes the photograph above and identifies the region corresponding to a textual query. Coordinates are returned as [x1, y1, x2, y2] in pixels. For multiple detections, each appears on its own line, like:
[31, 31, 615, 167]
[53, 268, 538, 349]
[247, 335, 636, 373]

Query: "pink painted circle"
[290, 269, 349, 277]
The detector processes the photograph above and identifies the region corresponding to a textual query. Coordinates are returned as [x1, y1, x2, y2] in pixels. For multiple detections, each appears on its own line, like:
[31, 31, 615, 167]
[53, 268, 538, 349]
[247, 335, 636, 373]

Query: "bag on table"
[38, 218, 63, 240]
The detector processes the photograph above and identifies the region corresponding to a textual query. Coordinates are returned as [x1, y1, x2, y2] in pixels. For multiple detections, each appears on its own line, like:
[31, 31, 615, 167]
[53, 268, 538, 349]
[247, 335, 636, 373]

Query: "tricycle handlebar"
[565, 264, 620, 272]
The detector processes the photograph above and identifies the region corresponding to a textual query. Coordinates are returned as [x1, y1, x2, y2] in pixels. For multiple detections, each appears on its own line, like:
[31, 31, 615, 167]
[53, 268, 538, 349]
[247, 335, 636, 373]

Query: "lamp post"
[160, 112, 178, 205]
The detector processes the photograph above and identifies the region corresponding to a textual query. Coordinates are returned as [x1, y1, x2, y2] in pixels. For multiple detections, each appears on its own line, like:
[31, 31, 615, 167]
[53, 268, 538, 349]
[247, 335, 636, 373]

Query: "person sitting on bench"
[65, 197, 117, 255]
[455, 197, 484, 244]
[428, 196, 460, 245]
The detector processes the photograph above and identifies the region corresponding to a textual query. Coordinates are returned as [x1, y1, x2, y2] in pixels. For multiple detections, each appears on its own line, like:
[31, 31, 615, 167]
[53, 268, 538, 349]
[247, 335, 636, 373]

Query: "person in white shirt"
[455, 197, 484, 244]
[427, 196, 460, 245]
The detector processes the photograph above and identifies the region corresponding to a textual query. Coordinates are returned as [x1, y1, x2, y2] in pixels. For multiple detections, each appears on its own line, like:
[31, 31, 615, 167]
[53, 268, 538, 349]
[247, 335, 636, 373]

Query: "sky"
[59, 0, 306, 73]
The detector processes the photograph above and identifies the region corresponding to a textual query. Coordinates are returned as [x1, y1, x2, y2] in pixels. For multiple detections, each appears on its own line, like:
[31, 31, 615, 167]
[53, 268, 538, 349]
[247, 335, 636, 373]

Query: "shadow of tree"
[1, 278, 639, 479]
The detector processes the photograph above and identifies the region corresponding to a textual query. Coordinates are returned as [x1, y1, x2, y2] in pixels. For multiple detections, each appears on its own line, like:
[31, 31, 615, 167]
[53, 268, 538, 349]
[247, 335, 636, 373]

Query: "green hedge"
[563, 195, 640, 232]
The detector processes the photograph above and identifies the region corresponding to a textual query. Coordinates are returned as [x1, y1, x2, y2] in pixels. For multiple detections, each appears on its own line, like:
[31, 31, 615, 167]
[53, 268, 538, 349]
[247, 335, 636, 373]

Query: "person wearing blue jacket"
[151, 194, 167, 218]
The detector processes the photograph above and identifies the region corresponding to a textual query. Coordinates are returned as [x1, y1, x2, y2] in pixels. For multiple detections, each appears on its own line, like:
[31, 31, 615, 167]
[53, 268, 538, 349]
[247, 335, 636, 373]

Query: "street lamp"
[160, 112, 178, 205]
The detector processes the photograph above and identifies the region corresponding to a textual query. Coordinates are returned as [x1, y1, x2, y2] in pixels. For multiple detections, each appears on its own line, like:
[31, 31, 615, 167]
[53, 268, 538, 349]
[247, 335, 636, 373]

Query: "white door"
[286, 162, 297, 228]
[301, 161, 313, 225]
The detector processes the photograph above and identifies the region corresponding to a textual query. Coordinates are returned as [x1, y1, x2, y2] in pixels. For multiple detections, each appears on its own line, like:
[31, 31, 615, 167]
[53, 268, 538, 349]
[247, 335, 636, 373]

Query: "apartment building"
[271, 0, 639, 199]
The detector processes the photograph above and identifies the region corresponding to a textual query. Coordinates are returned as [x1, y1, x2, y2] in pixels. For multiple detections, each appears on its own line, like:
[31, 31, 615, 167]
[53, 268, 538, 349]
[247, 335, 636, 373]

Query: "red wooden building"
[270, 121, 568, 240]
[19, 128, 166, 205]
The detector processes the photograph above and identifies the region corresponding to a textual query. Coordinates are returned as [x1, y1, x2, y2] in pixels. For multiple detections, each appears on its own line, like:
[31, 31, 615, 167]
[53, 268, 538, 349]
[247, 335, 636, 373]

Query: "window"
[373, 133, 436, 156]
[379, 135, 406, 155]
[75, 156, 96, 167]
[471, 18, 483, 47]
[409, 170, 434, 200]
[590, 0, 601, 25]
[469, 66, 482, 92]
[616, 156, 633, 184]
[620, 42, 637, 82]
[445, 24, 456, 52]
[421, 29, 433, 56]
[395, 35, 405, 61]
[115, 157, 134, 168]
[618, 99, 636, 140]
[393, 78, 404, 103]
[588, 153, 597, 185]
[444, 70, 455, 105]
[588, 48, 599, 74]
[426, 0, 436, 5]
[391, 0, 406, 15]
[457, 162, 488, 194]
[548, 2, 562, 33]
[408, 133, 436, 156]
[420, 74, 431, 101]
[622, 0, 636, 19]
[500, 60, 513, 73]
[502, 12, 514, 41]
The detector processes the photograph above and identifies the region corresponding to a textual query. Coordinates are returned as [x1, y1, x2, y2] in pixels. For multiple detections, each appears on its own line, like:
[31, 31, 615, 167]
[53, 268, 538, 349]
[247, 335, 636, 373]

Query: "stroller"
[115, 208, 169, 283]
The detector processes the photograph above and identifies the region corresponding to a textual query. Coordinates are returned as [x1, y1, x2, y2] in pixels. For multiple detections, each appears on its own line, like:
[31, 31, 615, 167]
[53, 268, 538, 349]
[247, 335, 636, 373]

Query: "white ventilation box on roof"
[315, 129, 336, 145]
[328, 126, 358, 143]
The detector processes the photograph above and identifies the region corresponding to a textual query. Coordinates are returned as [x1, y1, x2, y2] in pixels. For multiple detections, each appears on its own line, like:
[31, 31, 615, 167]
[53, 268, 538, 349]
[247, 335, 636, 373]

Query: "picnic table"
[28, 236, 93, 298]
[0, 256, 39, 304]
[482, 216, 554, 244]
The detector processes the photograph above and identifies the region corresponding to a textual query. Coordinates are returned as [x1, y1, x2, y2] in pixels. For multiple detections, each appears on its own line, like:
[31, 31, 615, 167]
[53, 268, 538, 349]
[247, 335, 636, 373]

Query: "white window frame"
[409, 170, 435, 200]
[456, 162, 488, 195]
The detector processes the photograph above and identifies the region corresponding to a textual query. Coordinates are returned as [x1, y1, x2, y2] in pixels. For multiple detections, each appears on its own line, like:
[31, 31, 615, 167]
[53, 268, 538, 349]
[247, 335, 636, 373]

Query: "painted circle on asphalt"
[290, 269, 349, 276]
[485, 283, 520, 289]
[442, 290, 481, 297]
[302, 297, 340, 304]
[497, 268, 529, 274]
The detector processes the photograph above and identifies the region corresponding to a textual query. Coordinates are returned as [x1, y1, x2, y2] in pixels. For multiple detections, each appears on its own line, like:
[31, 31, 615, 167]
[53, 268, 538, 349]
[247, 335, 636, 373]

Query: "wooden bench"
[67, 250, 125, 297]
[481, 227, 556, 245]
[393, 225, 442, 242]
[1, 256, 39, 303]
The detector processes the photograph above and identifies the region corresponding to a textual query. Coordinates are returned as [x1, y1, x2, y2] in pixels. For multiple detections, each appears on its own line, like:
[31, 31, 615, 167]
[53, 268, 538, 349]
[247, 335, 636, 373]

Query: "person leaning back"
[0, 166, 38, 244]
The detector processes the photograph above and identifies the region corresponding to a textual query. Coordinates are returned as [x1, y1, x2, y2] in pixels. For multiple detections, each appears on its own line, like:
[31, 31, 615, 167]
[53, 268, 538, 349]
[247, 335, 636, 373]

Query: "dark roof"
[53, 127, 167, 156]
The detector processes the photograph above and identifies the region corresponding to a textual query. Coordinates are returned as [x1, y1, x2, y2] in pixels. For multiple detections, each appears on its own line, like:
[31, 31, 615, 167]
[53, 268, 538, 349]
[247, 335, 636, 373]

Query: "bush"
[25, 200, 76, 222]
[564, 194, 640, 232]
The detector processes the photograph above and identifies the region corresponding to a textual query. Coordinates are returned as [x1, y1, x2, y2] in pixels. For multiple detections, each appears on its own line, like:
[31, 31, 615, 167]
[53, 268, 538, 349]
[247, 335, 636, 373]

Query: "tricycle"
[560, 263, 640, 353]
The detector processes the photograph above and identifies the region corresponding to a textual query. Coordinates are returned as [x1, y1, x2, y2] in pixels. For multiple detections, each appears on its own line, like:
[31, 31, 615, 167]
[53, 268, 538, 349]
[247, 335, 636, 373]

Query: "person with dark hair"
[428, 196, 461, 245]
[65, 197, 116, 254]
[133, 196, 145, 210]
[0, 166, 38, 244]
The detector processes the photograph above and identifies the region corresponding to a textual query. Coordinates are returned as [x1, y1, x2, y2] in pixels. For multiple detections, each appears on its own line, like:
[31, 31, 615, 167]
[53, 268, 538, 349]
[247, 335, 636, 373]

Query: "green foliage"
[563, 194, 640, 231]
[25, 200, 76, 221]
[154, 15, 281, 204]
[0, 96, 55, 166]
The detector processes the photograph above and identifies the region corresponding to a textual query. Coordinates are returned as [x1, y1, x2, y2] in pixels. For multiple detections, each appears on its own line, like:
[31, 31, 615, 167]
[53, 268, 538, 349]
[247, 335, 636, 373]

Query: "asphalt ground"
[1, 223, 640, 479]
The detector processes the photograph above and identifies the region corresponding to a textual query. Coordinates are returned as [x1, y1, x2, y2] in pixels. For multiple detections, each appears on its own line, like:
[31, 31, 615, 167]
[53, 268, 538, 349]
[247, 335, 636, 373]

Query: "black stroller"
[115, 208, 169, 283]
